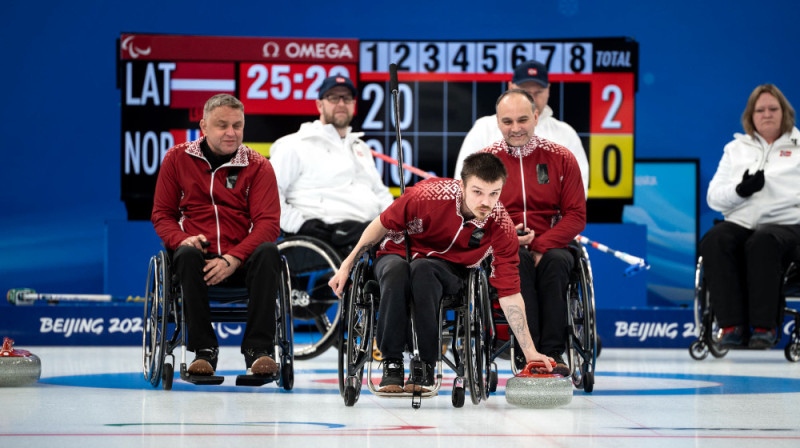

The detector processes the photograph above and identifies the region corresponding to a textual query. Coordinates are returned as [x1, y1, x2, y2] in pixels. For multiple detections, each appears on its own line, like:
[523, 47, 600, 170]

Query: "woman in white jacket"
[702, 84, 800, 349]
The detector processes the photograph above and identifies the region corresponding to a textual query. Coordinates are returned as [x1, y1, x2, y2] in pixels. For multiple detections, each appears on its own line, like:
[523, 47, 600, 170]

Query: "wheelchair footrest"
[235, 373, 278, 387]
[184, 374, 225, 386]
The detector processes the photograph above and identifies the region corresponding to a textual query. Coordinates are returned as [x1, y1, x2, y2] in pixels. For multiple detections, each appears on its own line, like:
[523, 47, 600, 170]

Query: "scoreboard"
[118, 34, 637, 221]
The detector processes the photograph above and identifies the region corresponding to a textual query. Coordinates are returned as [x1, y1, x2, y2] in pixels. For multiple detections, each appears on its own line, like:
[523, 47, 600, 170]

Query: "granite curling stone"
[0, 337, 41, 387]
[505, 360, 572, 408]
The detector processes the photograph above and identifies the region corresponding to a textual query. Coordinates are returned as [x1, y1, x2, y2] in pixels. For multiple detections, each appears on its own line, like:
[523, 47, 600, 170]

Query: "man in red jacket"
[329, 152, 553, 392]
[152, 94, 282, 377]
[481, 89, 586, 374]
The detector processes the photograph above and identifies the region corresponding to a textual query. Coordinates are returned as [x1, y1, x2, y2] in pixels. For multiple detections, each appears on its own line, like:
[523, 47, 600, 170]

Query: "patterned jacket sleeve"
[488, 208, 521, 298]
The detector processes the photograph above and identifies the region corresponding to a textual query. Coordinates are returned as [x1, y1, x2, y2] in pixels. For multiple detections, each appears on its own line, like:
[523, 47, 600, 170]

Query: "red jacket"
[151, 137, 280, 263]
[481, 137, 586, 253]
[378, 178, 520, 298]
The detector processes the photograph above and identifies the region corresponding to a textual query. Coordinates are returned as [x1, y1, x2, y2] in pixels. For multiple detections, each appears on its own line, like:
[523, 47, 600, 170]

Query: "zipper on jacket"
[426, 222, 466, 257]
[519, 153, 527, 230]
[208, 167, 223, 256]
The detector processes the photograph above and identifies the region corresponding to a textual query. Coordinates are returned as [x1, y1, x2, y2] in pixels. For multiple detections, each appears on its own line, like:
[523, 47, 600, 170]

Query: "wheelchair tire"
[451, 384, 466, 408]
[337, 258, 371, 403]
[344, 385, 358, 407]
[582, 365, 594, 393]
[689, 340, 709, 361]
[162, 362, 174, 391]
[463, 270, 486, 405]
[785, 342, 800, 362]
[277, 256, 295, 391]
[278, 236, 343, 360]
[143, 251, 169, 389]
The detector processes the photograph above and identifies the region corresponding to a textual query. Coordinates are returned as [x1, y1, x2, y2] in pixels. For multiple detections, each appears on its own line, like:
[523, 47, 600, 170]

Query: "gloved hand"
[298, 218, 332, 241]
[735, 169, 765, 198]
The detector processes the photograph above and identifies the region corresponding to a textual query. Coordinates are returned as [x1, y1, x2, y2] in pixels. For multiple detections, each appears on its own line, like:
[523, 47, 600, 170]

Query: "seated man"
[151, 94, 282, 377]
[270, 75, 394, 255]
[454, 60, 589, 197]
[329, 152, 554, 392]
[481, 89, 586, 374]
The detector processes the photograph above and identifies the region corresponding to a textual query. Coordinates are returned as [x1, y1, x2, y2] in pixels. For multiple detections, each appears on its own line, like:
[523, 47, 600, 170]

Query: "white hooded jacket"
[269, 120, 394, 233]
[454, 105, 589, 196]
[707, 127, 800, 229]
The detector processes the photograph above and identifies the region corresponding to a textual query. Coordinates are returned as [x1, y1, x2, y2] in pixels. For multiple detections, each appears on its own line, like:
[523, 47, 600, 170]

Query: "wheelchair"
[277, 235, 343, 360]
[142, 248, 294, 390]
[337, 254, 492, 409]
[689, 254, 800, 362]
[485, 242, 598, 393]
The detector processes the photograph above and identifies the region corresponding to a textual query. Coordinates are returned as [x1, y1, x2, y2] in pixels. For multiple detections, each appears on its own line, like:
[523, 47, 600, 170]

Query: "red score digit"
[239, 63, 354, 115]
[590, 73, 634, 134]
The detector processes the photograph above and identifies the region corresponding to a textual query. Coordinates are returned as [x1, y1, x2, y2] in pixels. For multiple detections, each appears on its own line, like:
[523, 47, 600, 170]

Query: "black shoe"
[188, 347, 219, 375]
[404, 362, 435, 392]
[748, 328, 777, 349]
[547, 352, 570, 377]
[379, 358, 405, 388]
[243, 348, 278, 375]
[719, 326, 746, 348]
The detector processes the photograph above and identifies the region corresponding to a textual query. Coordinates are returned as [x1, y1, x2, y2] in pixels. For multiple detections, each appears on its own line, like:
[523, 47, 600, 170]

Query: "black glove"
[298, 218, 332, 241]
[735, 169, 765, 198]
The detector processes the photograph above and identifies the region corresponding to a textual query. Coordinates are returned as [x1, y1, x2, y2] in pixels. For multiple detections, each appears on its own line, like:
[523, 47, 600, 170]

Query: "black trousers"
[172, 242, 280, 353]
[700, 221, 800, 329]
[374, 254, 465, 364]
[517, 246, 574, 356]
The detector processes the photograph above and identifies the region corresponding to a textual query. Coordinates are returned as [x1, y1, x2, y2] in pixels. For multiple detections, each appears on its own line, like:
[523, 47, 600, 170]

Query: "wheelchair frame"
[142, 249, 295, 390]
[277, 235, 343, 360]
[689, 256, 800, 362]
[337, 255, 491, 409]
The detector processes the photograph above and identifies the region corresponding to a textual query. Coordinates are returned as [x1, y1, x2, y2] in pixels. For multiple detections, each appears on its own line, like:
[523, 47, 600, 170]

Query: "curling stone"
[505, 360, 572, 408]
[0, 337, 41, 387]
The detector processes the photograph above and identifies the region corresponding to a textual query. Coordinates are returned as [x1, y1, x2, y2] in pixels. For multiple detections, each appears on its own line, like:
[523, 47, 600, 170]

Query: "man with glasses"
[270, 75, 393, 254]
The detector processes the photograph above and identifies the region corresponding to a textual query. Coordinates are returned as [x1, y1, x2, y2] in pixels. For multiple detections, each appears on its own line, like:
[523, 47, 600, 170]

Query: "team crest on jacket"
[781, 150, 792, 157]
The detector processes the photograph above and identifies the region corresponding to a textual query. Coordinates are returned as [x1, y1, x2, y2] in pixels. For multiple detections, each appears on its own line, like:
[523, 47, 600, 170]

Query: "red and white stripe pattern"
[170, 62, 236, 109]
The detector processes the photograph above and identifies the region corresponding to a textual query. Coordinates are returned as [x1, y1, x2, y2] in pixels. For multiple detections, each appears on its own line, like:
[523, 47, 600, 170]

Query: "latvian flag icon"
[170, 62, 236, 109]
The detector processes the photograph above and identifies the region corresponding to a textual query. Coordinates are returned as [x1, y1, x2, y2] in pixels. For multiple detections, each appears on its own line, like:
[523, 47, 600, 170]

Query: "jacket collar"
[501, 135, 541, 158]
[185, 137, 250, 167]
[299, 120, 365, 142]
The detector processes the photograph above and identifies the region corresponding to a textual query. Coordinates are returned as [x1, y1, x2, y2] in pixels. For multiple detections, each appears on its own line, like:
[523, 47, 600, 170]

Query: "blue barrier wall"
[2, 1, 799, 313]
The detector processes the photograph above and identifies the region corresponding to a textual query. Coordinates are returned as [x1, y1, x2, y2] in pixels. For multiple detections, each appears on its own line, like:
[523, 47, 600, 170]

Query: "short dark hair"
[460, 152, 508, 185]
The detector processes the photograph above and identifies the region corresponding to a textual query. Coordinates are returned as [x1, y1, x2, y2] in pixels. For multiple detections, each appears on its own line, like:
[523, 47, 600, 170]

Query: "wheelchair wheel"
[693, 258, 729, 359]
[785, 341, 800, 362]
[337, 258, 372, 405]
[278, 236, 343, 360]
[477, 268, 494, 400]
[276, 256, 295, 391]
[143, 251, 169, 389]
[463, 269, 486, 405]
[568, 245, 597, 391]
